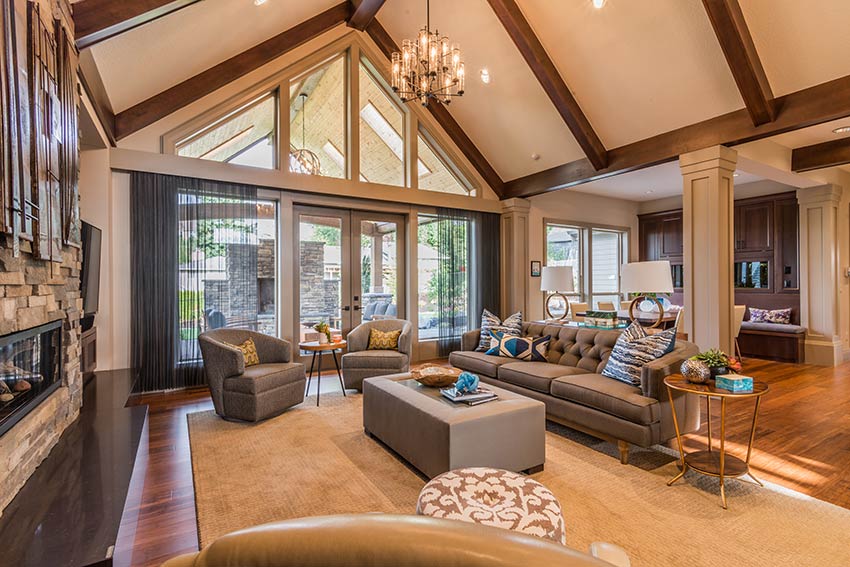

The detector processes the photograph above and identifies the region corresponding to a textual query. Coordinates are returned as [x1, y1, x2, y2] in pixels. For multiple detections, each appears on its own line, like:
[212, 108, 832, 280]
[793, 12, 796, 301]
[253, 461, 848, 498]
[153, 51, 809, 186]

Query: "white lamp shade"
[540, 265, 575, 292]
[620, 261, 673, 294]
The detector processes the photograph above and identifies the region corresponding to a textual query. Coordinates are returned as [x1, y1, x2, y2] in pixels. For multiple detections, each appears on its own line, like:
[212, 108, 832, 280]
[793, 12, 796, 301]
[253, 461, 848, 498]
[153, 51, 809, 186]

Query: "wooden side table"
[299, 340, 347, 406]
[664, 375, 769, 509]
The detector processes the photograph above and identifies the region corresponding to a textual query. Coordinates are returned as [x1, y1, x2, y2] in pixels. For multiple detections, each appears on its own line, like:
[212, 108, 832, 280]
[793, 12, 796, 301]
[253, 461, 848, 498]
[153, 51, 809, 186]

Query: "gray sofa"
[449, 322, 699, 464]
[199, 329, 306, 422]
[342, 319, 413, 391]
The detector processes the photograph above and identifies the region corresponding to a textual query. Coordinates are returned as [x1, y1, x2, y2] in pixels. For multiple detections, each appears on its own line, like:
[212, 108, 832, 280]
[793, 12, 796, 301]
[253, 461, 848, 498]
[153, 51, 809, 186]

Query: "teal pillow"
[486, 332, 550, 362]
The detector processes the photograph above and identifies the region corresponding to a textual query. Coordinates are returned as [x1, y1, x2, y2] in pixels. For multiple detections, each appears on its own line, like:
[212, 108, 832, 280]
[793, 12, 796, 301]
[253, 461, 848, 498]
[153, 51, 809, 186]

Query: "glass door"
[295, 207, 405, 347]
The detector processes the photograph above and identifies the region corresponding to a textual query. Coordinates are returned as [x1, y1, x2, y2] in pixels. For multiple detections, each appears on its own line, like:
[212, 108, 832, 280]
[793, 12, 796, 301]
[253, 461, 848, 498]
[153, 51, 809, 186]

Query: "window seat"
[739, 322, 806, 363]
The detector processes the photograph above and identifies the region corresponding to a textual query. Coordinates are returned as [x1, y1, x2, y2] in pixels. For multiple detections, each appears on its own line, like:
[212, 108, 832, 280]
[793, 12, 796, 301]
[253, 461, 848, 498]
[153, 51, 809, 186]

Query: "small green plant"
[692, 348, 729, 368]
[313, 320, 332, 342]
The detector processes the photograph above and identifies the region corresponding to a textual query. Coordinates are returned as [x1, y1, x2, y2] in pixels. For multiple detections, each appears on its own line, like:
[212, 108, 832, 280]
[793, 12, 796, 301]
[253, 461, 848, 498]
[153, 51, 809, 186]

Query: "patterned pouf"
[416, 467, 566, 545]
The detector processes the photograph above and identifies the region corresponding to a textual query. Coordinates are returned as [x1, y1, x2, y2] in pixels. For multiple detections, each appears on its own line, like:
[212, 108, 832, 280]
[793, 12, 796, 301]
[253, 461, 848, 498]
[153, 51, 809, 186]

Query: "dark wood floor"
[119, 358, 850, 567]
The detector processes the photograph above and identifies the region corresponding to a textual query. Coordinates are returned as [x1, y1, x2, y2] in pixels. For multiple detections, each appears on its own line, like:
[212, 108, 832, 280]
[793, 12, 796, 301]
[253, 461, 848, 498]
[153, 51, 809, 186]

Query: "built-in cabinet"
[638, 191, 800, 321]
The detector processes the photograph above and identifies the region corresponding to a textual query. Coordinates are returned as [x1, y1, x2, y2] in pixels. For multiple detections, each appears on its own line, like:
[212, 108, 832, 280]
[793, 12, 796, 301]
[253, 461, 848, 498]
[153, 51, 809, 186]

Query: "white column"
[797, 184, 843, 366]
[680, 146, 737, 354]
[501, 198, 531, 317]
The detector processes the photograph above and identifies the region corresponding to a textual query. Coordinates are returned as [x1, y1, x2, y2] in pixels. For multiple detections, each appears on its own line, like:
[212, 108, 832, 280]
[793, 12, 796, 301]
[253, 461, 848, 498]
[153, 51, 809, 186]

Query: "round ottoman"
[416, 467, 566, 545]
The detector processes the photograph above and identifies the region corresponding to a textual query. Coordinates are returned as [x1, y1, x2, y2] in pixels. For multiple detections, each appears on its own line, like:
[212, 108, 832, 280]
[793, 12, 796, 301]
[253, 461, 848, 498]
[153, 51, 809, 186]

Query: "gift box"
[715, 374, 753, 393]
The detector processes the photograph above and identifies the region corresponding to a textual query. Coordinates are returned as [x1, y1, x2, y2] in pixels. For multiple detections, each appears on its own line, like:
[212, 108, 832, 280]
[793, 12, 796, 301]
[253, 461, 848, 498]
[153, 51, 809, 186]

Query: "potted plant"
[313, 321, 332, 344]
[692, 348, 740, 378]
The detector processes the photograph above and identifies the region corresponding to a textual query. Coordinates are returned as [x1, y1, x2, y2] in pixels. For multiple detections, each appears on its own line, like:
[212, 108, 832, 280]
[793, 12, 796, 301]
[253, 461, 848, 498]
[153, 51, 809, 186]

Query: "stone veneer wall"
[0, 234, 82, 515]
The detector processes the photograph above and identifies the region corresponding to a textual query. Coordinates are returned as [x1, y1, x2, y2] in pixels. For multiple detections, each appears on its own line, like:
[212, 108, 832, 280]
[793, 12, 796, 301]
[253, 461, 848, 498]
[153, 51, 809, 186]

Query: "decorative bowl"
[411, 364, 462, 388]
[681, 359, 711, 384]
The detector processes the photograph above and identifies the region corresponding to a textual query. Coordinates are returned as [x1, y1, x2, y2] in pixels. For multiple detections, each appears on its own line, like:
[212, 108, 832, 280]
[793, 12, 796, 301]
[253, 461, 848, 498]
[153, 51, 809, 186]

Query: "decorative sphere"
[681, 359, 711, 384]
[455, 372, 479, 394]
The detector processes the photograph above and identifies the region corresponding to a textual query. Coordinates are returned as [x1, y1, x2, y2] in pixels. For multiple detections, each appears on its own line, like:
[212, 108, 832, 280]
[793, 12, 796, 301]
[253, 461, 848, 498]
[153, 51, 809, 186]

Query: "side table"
[664, 375, 769, 509]
[299, 340, 347, 406]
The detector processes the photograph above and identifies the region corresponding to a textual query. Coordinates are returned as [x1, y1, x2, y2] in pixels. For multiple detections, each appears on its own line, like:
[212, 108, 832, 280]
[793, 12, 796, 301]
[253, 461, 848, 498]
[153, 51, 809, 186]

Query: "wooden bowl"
[411, 364, 462, 388]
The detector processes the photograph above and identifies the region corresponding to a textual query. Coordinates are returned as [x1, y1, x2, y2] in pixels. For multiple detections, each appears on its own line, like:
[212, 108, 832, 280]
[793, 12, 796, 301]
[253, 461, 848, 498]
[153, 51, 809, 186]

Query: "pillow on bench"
[749, 307, 792, 325]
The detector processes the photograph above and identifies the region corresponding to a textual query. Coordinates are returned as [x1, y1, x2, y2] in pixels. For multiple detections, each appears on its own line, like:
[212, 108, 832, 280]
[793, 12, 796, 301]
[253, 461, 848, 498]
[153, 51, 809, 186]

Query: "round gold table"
[664, 375, 769, 509]
[299, 340, 347, 406]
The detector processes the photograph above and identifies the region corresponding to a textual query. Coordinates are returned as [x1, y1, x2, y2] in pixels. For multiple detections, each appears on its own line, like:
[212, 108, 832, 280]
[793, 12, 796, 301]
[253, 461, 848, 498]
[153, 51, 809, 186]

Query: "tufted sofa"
[449, 322, 699, 464]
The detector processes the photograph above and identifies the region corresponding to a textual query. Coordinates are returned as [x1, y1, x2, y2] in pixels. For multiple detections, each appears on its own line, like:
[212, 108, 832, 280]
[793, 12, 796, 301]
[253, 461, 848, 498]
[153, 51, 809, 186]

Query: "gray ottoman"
[363, 375, 545, 478]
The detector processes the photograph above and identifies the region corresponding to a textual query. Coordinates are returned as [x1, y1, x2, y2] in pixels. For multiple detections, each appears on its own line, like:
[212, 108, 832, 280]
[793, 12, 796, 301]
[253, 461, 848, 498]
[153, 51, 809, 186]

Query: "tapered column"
[797, 184, 843, 366]
[501, 198, 530, 317]
[679, 146, 737, 353]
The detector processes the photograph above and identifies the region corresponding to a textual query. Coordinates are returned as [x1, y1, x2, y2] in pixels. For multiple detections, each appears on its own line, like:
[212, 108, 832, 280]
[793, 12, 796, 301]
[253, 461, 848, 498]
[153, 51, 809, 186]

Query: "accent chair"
[341, 319, 412, 391]
[199, 329, 305, 422]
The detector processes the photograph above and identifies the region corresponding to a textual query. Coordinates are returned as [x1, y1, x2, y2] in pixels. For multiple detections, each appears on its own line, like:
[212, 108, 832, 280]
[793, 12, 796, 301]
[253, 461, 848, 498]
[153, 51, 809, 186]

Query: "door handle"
[353, 305, 361, 311]
[342, 306, 350, 311]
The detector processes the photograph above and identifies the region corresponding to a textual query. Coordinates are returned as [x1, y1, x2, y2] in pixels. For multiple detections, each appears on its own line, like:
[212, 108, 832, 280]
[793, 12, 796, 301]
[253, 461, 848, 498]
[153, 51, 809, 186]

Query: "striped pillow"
[477, 309, 523, 352]
[602, 324, 676, 386]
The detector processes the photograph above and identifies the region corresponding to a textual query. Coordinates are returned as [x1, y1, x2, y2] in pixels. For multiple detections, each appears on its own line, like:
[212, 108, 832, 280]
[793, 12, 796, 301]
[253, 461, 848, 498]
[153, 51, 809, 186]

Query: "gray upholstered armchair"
[198, 329, 306, 422]
[342, 319, 413, 391]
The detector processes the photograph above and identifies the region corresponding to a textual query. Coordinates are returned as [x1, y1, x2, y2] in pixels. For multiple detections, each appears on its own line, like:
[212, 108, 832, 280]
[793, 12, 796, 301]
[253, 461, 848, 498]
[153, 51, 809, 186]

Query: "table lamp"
[620, 261, 673, 328]
[540, 266, 575, 321]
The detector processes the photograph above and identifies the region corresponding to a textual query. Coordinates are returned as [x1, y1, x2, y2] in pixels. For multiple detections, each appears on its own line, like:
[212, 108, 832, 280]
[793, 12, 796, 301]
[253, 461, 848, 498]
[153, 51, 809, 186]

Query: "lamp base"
[545, 293, 569, 321]
[628, 296, 665, 328]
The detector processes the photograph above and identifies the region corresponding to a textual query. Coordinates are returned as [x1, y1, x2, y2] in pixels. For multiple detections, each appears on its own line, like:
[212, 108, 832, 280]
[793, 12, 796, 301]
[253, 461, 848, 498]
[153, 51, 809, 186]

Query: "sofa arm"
[461, 329, 482, 352]
[640, 342, 699, 399]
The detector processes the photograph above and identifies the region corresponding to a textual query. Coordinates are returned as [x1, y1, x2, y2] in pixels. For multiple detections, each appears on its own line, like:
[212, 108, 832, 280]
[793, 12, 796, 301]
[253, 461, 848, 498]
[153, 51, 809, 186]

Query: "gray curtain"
[131, 172, 259, 392]
[435, 208, 500, 357]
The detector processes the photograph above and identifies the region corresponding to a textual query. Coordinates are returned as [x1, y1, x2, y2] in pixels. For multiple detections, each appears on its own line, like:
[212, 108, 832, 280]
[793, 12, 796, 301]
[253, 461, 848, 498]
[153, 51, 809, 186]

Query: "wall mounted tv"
[80, 221, 102, 318]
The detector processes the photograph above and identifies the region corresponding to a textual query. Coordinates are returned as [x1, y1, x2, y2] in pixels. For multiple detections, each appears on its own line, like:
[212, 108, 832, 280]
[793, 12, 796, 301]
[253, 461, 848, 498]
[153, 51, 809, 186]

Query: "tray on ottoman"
[363, 374, 546, 479]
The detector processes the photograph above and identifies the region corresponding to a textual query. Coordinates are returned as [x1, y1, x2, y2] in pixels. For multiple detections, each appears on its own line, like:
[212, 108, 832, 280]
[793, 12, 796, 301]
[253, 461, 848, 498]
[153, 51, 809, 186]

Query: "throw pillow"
[748, 307, 769, 323]
[749, 307, 792, 325]
[485, 331, 550, 362]
[367, 328, 401, 350]
[229, 338, 260, 367]
[601, 326, 677, 386]
[477, 309, 523, 352]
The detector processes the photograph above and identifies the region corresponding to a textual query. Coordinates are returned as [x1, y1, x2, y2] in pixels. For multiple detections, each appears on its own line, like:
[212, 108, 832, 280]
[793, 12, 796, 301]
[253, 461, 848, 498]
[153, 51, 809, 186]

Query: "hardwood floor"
[119, 358, 850, 566]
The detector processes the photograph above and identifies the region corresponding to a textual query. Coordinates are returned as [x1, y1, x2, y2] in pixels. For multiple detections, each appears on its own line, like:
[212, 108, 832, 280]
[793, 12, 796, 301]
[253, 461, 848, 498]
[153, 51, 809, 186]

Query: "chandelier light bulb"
[593, 0, 606, 8]
[253, 0, 268, 6]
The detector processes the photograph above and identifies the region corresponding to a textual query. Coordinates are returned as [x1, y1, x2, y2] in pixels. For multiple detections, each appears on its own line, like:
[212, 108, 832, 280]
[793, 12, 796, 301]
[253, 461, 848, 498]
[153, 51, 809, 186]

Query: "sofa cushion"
[498, 362, 586, 394]
[478, 309, 523, 351]
[448, 351, 512, 378]
[550, 374, 659, 426]
[224, 363, 304, 394]
[740, 321, 806, 334]
[342, 350, 408, 370]
[602, 327, 676, 386]
[485, 332, 550, 362]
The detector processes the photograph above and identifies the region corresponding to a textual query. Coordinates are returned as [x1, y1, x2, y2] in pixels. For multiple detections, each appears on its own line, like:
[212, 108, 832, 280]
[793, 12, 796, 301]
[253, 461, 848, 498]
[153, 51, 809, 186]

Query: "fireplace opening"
[0, 320, 63, 438]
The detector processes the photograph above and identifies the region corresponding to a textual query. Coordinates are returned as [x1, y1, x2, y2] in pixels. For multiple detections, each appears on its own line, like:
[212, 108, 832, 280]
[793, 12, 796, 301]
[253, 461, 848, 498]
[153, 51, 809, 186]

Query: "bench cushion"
[550, 373, 659, 426]
[741, 321, 806, 334]
[497, 362, 585, 394]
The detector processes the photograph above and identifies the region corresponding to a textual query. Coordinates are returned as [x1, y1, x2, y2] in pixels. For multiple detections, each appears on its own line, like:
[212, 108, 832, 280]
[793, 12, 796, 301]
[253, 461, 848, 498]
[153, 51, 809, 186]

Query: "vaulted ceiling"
[78, 0, 850, 199]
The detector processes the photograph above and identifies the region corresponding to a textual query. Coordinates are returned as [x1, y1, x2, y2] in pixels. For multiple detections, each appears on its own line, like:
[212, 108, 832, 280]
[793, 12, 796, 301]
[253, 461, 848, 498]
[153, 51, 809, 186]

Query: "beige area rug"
[188, 394, 850, 566]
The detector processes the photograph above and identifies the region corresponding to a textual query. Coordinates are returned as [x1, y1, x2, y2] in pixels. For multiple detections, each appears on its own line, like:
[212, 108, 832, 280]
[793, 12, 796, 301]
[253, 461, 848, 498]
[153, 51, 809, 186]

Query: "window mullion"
[348, 46, 361, 183]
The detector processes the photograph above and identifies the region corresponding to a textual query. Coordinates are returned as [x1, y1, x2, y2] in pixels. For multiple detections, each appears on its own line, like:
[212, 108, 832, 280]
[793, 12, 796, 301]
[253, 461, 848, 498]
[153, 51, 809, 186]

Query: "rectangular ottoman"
[363, 375, 546, 479]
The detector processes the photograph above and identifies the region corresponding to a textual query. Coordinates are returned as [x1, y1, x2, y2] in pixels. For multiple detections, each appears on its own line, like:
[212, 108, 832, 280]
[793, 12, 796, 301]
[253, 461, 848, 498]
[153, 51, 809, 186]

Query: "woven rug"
[188, 393, 850, 566]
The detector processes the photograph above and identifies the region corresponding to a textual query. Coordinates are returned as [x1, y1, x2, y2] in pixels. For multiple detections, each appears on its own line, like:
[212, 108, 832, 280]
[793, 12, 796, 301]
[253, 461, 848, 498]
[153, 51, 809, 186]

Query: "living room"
[1, 1, 850, 566]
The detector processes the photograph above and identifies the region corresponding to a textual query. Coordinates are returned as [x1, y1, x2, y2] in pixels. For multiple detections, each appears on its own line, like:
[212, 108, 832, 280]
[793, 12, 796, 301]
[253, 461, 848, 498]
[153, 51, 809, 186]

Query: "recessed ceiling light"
[531, 153, 540, 161]
[592, 0, 606, 8]
[645, 190, 654, 194]
[480, 68, 491, 84]
[254, 0, 268, 5]
[733, 172, 740, 177]
[833, 126, 850, 134]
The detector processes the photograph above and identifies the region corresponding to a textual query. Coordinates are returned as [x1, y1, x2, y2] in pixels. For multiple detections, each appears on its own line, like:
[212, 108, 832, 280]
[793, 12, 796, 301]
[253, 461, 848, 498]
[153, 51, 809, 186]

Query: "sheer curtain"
[131, 172, 259, 392]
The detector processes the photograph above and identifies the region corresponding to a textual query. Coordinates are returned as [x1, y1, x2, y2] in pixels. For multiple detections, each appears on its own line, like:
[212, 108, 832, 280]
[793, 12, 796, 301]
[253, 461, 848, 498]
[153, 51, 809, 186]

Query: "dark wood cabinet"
[661, 215, 684, 257]
[735, 201, 773, 252]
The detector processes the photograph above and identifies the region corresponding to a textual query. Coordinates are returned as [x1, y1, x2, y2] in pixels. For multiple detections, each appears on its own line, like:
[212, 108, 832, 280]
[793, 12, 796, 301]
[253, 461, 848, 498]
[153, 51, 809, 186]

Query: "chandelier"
[390, 0, 465, 106]
[290, 92, 321, 175]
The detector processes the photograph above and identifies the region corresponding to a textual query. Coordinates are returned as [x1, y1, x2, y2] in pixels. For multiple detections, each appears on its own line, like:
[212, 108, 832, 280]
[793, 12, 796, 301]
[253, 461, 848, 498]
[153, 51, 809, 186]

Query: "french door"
[294, 206, 406, 347]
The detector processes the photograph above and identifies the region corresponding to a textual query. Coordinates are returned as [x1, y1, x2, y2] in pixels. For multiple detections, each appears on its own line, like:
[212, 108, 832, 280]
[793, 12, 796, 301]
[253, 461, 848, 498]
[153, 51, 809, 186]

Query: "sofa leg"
[617, 441, 629, 465]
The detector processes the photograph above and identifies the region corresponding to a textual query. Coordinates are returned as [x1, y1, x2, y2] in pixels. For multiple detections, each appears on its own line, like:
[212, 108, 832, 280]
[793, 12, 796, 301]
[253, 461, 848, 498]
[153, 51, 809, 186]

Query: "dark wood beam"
[114, 2, 351, 140]
[702, 0, 775, 126]
[792, 137, 850, 173]
[504, 73, 850, 198]
[73, 0, 202, 49]
[347, 0, 386, 31]
[486, 0, 607, 170]
[365, 19, 506, 197]
[78, 50, 116, 146]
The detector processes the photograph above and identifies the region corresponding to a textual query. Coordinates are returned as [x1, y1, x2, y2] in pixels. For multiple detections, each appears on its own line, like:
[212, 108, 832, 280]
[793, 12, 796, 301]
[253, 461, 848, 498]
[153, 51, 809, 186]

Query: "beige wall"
[525, 190, 640, 322]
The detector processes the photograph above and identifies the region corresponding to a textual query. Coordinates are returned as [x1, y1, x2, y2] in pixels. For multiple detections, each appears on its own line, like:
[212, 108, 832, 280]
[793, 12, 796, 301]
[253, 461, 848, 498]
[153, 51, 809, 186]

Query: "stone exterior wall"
[299, 241, 339, 324]
[0, 235, 82, 516]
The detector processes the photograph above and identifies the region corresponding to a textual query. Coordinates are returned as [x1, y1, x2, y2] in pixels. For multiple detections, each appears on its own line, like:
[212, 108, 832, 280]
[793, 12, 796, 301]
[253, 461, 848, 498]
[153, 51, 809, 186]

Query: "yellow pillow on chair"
[367, 329, 401, 351]
[228, 338, 260, 366]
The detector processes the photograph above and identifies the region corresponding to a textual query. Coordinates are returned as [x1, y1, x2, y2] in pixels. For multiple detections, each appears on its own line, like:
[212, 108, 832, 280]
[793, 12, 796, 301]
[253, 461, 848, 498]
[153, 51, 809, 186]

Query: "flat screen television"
[80, 221, 102, 320]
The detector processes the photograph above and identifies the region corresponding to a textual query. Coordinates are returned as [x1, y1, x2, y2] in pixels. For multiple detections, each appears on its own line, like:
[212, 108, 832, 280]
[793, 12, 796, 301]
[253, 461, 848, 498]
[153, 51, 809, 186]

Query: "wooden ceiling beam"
[486, 0, 607, 170]
[347, 0, 386, 31]
[73, 0, 202, 49]
[792, 137, 850, 173]
[78, 49, 116, 146]
[114, 2, 351, 140]
[504, 73, 850, 199]
[364, 19, 506, 197]
[702, 0, 775, 126]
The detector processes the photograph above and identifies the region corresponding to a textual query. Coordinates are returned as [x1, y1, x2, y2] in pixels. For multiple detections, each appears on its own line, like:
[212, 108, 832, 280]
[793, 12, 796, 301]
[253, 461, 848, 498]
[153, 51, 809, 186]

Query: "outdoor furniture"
[199, 329, 305, 422]
[342, 319, 412, 391]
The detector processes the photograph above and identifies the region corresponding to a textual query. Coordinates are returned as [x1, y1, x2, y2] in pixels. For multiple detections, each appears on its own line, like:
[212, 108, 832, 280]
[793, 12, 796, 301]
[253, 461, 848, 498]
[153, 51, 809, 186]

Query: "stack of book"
[440, 386, 498, 406]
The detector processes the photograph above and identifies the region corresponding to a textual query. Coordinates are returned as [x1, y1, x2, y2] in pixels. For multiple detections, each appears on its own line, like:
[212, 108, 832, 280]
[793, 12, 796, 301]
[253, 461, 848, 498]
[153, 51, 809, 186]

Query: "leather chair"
[199, 329, 305, 422]
[342, 319, 412, 391]
[161, 514, 614, 567]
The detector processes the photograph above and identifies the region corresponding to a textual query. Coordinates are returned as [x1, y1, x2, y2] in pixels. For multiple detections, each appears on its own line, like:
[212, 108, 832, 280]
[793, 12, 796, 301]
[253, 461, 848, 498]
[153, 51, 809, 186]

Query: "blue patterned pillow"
[602, 325, 677, 386]
[477, 309, 523, 352]
[486, 332, 550, 362]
